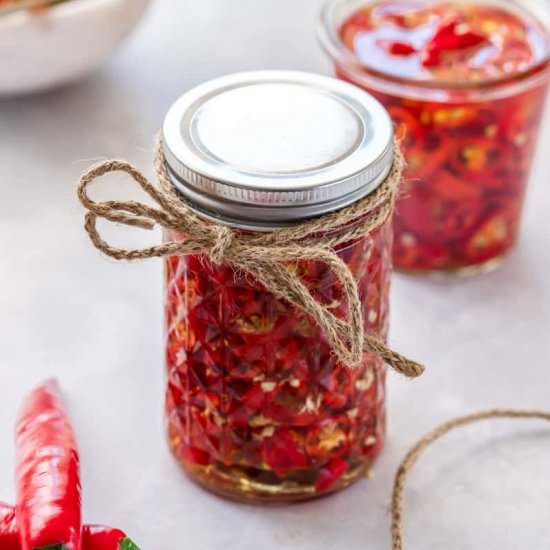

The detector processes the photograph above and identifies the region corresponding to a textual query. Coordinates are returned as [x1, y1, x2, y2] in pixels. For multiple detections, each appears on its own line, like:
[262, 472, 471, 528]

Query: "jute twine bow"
[77, 137, 424, 378]
[391, 409, 550, 549]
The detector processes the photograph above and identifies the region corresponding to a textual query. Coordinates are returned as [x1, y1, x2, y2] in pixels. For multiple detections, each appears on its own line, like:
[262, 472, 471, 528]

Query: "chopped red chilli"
[339, 1, 550, 272]
[165, 221, 392, 500]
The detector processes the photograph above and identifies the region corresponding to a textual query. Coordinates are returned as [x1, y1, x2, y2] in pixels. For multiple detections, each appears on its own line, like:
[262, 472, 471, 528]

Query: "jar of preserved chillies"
[320, 0, 550, 275]
[160, 71, 407, 502]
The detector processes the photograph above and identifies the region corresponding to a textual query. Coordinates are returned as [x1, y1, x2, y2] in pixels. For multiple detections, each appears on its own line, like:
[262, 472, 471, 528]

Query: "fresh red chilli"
[15, 380, 82, 550]
[82, 526, 138, 550]
[321, 0, 550, 274]
[0, 507, 138, 550]
[165, 221, 392, 501]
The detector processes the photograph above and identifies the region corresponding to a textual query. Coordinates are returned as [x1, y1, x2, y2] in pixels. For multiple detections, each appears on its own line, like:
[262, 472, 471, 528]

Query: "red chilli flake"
[315, 457, 349, 493]
[261, 428, 309, 477]
[377, 39, 417, 56]
[422, 19, 488, 67]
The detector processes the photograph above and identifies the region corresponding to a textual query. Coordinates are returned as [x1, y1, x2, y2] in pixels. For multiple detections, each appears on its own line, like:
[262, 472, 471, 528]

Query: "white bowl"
[0, 0, 150, 96]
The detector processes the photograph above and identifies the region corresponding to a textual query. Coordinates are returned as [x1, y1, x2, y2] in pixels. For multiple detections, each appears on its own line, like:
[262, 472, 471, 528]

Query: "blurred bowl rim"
[0, 0, 148, 26]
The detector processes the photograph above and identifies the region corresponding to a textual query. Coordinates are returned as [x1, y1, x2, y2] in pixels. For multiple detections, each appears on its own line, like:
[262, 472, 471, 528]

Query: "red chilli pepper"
[82, 526, 139, 550]
[15, 380, 82, 550]
[0, 502, 19, 550]
[0, 509, 139, 550]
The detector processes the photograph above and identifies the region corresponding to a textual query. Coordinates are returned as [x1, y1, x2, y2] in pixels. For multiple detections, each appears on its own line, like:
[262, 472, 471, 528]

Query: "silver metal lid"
[162, 71, 394, 229]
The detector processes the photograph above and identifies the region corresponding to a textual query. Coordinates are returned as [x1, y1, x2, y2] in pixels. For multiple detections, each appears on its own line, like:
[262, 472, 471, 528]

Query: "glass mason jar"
[319, 0, 550, 275]
[162, 72, 396, 502]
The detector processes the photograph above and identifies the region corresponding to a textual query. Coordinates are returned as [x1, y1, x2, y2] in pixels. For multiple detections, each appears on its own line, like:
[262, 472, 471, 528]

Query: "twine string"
[77, 137, 424, 377]
[391, 409, 550, 549]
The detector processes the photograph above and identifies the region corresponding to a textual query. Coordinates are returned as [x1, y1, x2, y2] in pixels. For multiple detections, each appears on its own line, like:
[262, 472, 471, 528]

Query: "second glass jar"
[320, 0, 550, 275]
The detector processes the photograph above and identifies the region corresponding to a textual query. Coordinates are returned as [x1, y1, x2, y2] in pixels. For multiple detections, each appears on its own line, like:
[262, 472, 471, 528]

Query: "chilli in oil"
[322, 0, 550, 274]
[159, 71, 398, 501]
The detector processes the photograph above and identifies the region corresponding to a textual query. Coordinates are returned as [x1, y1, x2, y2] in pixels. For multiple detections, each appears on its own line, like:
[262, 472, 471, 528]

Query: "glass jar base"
[172, 452, 381, 504]
[181, 461, 375, 504]
[395, 254, 507, 279]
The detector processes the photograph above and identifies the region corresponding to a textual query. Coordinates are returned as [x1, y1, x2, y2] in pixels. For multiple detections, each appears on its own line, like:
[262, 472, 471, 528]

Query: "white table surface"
[1, 1, 550, 549]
